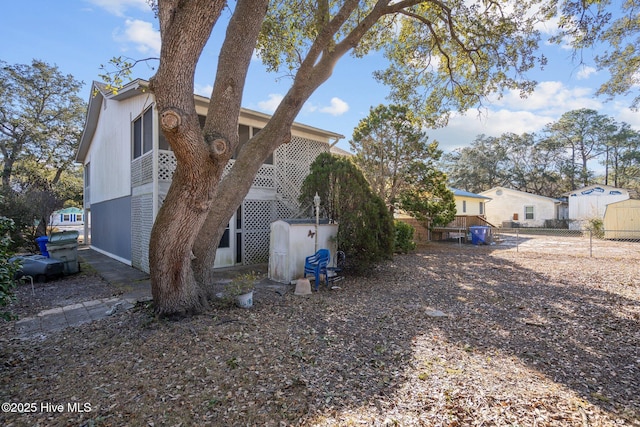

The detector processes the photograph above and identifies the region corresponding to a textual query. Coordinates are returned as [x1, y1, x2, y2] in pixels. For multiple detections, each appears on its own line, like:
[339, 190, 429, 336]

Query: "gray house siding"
[91, 196, 132, 262]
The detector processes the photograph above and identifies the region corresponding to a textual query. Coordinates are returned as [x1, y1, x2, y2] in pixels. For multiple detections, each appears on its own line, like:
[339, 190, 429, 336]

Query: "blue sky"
[2, 0, 638, 155]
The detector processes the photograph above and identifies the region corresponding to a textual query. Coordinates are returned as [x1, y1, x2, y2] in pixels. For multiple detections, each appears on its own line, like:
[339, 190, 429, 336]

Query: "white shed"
[564, 185, 630, 229]
[268, 219, 338, 284]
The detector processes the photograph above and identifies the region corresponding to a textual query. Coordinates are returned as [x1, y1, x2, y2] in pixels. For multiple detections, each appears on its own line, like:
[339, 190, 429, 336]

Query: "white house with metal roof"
[480, 187, 565, 227]
[76, 79, 343, 272]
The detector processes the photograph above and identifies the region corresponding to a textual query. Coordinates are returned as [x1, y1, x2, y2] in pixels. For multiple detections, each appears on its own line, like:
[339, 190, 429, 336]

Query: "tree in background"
[556, 0, 640, 109]
[0, 60, 85, 188]
[299, 153, 394, 273]
[350, 104, 442, 212]
[0, 60, 85, 247]
[399, 162, 456, 228]
[499, 132, 569, 197]
[602, 123, 640, 191]
[544, 109, 617, 190]
[350, 104, 455, 229]
[442, 135, 510, 193]
[442, 108, 640, 197]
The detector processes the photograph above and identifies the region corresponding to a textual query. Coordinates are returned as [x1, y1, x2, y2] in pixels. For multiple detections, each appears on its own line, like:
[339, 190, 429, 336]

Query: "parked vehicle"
[10, 255, 64, 283]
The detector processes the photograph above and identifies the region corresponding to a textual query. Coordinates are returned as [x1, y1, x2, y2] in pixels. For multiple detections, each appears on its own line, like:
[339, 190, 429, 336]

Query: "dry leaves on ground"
[1, 244, 638, 426]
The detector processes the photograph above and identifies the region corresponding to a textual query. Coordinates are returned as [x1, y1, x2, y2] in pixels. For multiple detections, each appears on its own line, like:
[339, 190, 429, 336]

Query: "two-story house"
[76, 79, 343, 273]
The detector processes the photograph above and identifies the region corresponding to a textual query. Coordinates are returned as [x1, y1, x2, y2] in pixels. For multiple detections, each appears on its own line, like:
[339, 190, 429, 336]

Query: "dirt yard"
[1, 244, 638, 426]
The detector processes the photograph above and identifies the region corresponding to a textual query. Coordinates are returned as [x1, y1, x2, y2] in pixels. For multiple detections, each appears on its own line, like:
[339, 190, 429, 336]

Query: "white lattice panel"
[242, 199, 276, 265]
[131, 193, 153, 273]
[276, 199, 297, 219]
[254, 164, 274, 188]
[243, 199, 273, 231]
[131, 152, 154, 187]
[243, 231, 270, 264]
[158, 150, 177, 182]
[275, 137, 328, 210]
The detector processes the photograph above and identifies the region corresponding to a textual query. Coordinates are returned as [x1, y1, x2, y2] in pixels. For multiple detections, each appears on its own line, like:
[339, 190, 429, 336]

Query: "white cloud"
[194, 84, 213, 98]
[114, 19, 161, 55]
[257, 94, 284, 113]
[492, 80, 601, 115]
[85, 0, 150, 17]
[429, 109, 555, 152]
[319, 97, 349, 116]
[613, 103, 640, 130]
[577, 65, 597, 80]
[535, 15, 560, 37]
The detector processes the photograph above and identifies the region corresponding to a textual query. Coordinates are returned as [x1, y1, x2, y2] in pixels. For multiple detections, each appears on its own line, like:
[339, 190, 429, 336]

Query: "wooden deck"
[397, 215, 495, 243]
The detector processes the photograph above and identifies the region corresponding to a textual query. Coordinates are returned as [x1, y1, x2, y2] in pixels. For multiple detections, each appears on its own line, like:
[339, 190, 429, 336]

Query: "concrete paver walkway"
[13, 247, 152, 339]
[12, 248, 278, 339]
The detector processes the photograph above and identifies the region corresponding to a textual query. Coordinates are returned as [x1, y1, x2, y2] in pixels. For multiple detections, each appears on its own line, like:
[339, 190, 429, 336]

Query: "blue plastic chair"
[304, 249, 330, 290]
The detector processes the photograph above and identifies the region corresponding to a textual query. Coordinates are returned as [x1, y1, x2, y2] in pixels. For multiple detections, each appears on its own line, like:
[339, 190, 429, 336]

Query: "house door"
[213, 206, 242, 268]
[214, 216, 235, 268]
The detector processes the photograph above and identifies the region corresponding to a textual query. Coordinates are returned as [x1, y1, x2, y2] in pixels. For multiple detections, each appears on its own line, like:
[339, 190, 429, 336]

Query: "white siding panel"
[87, 96, 154, 204]
[483, 189, 557, 227]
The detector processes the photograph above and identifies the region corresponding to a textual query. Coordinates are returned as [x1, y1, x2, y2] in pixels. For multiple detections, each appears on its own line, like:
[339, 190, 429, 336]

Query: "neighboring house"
[50, 207, 84, 226]
[430, 188, 492, 241]
[480, 187, 564, 227]
[563, 184, 630, 229]
[451, 188, 491, 217]
[329, 145, 352, 157]
[603, 199, 640, 239]
[76, 79, 343, 272]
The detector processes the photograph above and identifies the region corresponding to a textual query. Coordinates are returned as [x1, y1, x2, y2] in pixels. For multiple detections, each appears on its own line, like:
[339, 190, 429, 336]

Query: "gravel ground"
[0, 243, 638, 426]
[6, 262, 121, 319]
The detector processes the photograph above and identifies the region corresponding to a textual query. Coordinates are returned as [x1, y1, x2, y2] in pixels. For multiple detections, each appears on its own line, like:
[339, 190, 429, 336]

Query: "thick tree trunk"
[147, 0, 224, 316]
[149, 159, 218, 316]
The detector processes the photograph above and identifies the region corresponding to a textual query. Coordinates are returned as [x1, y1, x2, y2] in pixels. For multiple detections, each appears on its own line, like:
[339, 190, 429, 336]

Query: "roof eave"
[76, 79, 148, 163]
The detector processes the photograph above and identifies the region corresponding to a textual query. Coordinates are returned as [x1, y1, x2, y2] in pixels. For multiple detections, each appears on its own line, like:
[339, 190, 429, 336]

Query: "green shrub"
[587, 217, 605, 239]
[300, 153, 394, 273]
[1, 217, 21, 321]
[394, 221, 416, 253]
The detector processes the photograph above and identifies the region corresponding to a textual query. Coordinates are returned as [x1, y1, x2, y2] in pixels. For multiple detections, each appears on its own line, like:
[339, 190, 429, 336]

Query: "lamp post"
[314, 192, 320, 252]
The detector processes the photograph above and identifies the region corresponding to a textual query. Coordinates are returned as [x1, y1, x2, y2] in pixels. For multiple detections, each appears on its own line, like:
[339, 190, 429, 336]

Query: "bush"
[586, 217, 605, 239]
[300, 153, 394, 273]
[1, 217, 21, 321]
[394, 221, 416, 253]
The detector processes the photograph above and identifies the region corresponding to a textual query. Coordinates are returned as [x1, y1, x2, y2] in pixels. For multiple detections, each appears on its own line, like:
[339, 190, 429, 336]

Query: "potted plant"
[225, 271, 259, 308]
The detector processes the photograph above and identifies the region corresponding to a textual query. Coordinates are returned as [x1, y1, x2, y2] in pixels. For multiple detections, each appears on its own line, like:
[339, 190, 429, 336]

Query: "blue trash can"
[35, 236, 50, 257]
[470, 226, 490, 245]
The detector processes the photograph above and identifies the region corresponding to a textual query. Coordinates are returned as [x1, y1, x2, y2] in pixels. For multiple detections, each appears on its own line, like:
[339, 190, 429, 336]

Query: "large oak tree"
[142, 0, 626, 316]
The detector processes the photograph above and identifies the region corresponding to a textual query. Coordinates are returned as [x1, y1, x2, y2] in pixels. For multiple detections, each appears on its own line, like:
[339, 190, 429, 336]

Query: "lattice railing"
[275, 136, 328, 211]
[131, 151, 154, 187]
[158, 150, 177, 182]
[157, 150, 274, 188]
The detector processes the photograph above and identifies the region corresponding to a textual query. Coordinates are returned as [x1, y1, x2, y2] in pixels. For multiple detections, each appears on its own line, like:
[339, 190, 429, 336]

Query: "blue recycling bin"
[470, 226, 491, 245]
[35, 236, 50, 257]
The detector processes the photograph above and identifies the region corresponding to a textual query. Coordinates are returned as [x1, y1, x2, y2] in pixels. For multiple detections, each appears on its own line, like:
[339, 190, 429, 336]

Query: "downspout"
[329, 136, 343, 149]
